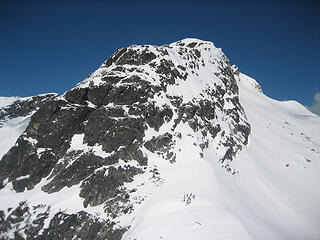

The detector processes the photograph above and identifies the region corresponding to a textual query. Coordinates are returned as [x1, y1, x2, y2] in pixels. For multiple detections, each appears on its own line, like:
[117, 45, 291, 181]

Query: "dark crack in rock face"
[0, 38, 251, 239]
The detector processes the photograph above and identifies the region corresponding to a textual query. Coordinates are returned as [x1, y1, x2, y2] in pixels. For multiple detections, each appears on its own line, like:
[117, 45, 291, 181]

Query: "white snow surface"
[0, 115, 31, 159]
[0, 97, 20, 108]
[1, 39, 320, 239]
[0, 96, 34, 159]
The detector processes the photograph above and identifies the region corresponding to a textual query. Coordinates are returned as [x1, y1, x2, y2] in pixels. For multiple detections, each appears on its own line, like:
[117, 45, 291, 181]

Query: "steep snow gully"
[0, 38, 319, 240]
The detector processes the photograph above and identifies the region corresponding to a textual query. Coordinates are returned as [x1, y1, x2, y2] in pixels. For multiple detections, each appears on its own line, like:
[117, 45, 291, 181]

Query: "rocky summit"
[0, 38, 320, 240]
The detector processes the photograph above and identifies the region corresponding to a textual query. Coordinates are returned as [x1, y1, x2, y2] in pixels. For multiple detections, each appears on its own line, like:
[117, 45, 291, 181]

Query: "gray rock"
[80, 166, 143, 208]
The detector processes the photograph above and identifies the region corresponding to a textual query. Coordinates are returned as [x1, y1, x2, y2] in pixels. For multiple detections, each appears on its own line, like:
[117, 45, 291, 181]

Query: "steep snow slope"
[0, 115, 31, 160]
[227, 73, 320, 239]
[121, 124, 252, 240]
[122, 74, 320, 240]
[0, 97, 31, 159]
[0, 39, 319, 240]
[0, 95, 56, 159]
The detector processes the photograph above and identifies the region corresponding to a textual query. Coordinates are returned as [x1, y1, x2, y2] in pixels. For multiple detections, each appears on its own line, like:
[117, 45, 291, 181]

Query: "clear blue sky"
[1, 0, 319, 108]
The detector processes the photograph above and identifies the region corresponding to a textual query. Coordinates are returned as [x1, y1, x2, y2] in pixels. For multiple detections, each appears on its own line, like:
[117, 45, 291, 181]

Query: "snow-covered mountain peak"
[61, 38, 250, 171]
[73, 38, 227, 97]
[1, 39, 319, 240]
[168, 38, 220, 52]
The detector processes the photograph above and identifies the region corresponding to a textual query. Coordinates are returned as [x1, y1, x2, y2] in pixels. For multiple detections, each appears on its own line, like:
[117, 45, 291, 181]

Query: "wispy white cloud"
[309, 92, 320, 116]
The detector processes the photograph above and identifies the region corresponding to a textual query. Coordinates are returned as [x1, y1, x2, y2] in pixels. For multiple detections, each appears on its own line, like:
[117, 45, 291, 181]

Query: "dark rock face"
[115, 48, 157, 66]
[144, 133, 173, 153]
[0, 202, 125, 240]
[27, 101, 92, 152]
[41, 152, 105, 193]
[65, 77, 153, 107]
[39, 211, 125, 240]
[80, 165, 143, 208]
[63, 88, 88, 105]
[0, 39, 251, 239]
[0, 100, 95, 192]
[101, 47, 157, 68]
